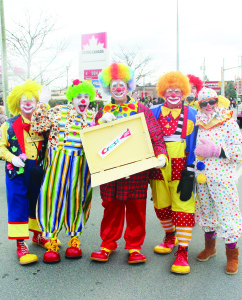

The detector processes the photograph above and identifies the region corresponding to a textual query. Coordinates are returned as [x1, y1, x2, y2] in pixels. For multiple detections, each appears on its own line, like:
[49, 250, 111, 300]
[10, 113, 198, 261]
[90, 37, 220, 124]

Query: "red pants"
[100, 199, 146, 250]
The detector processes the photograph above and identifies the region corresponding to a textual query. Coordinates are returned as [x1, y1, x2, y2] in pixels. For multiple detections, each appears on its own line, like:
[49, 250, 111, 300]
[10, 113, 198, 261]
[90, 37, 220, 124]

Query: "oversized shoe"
[65, 236, 82, 259]
[16, 240, 38, 265]
[91, 248, 114, 262]
[43, 238, 60, 264]
[32, 234, 61, 250]
[226, 247, 239, 275]
[171, 245, 190, 274]
[154, 233, 178, 254]
[197, 238, 216, 261]
[128, 249, 146, 264]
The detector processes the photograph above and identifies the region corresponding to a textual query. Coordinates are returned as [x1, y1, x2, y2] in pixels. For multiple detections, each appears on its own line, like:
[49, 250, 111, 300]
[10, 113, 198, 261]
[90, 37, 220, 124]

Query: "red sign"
[84, 69, 102, 80]
[204, 81, 220, 91]
[81, 32, 107, 50]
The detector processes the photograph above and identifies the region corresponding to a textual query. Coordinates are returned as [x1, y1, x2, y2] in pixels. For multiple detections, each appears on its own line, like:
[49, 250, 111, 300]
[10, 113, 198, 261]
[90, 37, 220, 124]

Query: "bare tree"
[112, 46, 152, 84]
[6, 11, 68, 85]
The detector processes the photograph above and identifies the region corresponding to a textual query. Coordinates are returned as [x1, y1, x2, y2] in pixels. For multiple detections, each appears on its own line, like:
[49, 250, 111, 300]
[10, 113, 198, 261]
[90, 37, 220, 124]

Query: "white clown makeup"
[20, 95, 37, 115]
[164, 88, 183, 108]
[190, 83, 197, 97]
[73, 94, 90, 115]
[110, 79, 128, 104]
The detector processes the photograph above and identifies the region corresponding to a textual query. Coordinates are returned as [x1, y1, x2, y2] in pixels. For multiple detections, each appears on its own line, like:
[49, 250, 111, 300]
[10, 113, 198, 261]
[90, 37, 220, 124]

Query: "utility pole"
[176, 0, 179, 71]
[221, 58, 241, 97]
[0, 0, 9, 117]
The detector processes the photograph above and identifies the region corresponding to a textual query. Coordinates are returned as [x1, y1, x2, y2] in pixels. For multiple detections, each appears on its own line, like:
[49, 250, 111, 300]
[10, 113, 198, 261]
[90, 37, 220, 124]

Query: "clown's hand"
[155, 155, 166, 169]
[177, 167, 194, 201]
[12, 156, 25, 168]
[38, 86, 51, 105]
[100, 112, 116, 123]
[195, 138, 221, 158]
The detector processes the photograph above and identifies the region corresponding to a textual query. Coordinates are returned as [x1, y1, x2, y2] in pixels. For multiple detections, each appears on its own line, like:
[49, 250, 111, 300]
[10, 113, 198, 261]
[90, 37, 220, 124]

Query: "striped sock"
[176, 226, 193, 247]
[160, 219, 175, 233]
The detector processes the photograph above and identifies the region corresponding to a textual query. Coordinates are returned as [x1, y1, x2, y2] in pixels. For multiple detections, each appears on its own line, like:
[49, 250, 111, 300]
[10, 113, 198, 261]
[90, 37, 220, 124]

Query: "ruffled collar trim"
[196, 107, 233, 129]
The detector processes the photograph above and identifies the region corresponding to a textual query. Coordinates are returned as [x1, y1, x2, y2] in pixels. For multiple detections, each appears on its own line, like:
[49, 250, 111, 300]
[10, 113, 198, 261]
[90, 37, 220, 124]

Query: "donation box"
[79, 113, 161, 187]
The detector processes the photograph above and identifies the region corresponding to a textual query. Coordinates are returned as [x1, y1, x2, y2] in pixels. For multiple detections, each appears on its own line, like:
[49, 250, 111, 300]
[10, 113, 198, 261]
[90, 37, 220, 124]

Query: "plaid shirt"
[95, 101, 167, 201]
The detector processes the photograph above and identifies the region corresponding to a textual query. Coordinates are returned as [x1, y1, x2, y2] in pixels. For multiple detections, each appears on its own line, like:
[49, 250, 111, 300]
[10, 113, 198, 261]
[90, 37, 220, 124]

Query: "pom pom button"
[197, 174, 207, 184]
[197, 162, 205, 171]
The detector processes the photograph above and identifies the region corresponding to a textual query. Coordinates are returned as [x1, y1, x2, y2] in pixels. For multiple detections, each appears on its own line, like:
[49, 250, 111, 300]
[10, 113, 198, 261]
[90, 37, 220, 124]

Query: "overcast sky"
[3, 0, 242, 89]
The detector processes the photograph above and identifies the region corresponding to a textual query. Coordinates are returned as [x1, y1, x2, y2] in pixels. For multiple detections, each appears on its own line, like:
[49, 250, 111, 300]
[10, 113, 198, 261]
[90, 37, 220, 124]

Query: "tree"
[225, 81, 237, 99]
[112, 46, 152, 85]
[6, 11, 68, 86]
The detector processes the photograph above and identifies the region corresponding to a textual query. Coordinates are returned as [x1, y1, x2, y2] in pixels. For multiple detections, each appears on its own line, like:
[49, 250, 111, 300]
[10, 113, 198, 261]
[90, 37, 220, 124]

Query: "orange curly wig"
[156, 71, 191, 98]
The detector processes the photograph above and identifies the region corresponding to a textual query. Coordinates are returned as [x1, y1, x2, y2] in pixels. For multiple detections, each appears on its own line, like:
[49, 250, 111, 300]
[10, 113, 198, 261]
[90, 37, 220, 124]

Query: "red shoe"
[16, 240, 38, 265]
[65, 236, 82, 259]
[32, 233, 61, 250]
[154, 232, 178, 254]
[128, 250, 146, 264]
[43, 238, 60, 264]
[91, 248, 113, 262]
[171, 246, 190, 274]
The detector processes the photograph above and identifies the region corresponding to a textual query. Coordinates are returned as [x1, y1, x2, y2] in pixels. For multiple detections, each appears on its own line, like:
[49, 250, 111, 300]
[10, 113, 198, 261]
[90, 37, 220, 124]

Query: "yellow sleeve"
[0, 122, 15, 163]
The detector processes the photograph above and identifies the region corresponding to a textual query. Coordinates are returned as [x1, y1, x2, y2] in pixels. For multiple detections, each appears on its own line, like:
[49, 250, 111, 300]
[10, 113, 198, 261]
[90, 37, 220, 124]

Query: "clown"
[0, 79, 50, 265]
[90, 63, 168, 264]
[150, 71, 197, 274]
[185, 74, 203, 109]
[194, 87, 242, 275]
[31, 79, 96, 263]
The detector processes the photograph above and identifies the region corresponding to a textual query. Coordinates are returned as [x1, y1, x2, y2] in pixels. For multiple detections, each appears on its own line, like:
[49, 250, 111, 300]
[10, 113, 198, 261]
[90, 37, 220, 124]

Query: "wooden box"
[79, 112, 161, 187]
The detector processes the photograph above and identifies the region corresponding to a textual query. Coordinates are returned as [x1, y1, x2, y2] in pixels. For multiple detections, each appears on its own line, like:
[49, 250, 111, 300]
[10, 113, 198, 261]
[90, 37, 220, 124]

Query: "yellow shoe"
[154, 234, 178, 254]
[20, 254, 38, 265]
[17, 240, 38, 265]
[32, 234, 61, 249]
[171, 246, 190, 274]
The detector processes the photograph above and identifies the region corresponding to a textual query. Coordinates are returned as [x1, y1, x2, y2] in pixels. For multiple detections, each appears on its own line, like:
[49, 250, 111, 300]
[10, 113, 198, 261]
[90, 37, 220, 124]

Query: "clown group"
[1, 66, 241, 276]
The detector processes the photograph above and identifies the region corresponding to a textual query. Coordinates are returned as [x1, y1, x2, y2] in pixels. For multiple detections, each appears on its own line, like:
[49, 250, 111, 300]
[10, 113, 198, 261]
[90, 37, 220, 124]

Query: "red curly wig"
[156, 71, 191, 98]
[187, 74, 203, 96]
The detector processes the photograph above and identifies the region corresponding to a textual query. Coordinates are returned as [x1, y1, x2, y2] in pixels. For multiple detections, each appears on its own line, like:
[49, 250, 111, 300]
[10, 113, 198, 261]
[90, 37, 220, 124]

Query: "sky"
[3, 0, 242, 90]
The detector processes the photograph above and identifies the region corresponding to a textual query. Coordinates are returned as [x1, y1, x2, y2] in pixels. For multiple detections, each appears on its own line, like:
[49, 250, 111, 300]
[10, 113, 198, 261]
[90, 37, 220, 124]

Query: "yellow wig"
[156, 71, 191, 99]
[7, 79, 41, 115]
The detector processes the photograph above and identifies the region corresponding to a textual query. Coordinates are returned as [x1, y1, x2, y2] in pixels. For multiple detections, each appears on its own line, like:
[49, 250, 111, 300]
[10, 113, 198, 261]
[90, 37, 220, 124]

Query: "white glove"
[155, 155, 166, 169]
[38, 86, 51, 105]
[12, 156, 25, 168]
[100, 112, 116, 123]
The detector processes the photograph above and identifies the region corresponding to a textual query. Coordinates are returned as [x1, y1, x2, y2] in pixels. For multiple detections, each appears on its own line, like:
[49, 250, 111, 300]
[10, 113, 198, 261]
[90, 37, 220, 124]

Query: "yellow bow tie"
[161, 106, 181, 119]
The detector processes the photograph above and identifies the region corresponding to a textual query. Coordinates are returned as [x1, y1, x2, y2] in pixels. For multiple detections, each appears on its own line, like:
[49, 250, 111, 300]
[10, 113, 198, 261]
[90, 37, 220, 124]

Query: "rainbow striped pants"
[37, 147, 92, 238]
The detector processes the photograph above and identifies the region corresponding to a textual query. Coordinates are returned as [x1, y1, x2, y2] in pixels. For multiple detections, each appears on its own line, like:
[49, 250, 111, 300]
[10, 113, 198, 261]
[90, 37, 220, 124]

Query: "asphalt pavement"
[1, 159, 242, 300]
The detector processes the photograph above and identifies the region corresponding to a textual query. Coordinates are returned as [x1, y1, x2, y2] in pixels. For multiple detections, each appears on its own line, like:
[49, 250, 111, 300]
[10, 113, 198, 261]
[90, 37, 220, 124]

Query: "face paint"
[164, 88, 182, 108]
[110, 79, 128, 104]
[73, 93, 90, 115]
[20, 96, 37, 115]
[190, 83, 197, 97]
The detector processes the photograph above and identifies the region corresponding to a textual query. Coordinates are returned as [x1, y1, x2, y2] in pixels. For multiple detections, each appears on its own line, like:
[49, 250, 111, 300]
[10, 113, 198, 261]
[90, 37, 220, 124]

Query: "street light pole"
[176, 0, 179, 71]
[66, 66, 69, 88]
[0, 0, 9, 117]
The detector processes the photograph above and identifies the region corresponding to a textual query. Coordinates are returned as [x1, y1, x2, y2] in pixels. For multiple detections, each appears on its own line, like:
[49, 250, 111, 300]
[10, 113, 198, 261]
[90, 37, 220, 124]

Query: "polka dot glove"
[194, 138, 221, 158]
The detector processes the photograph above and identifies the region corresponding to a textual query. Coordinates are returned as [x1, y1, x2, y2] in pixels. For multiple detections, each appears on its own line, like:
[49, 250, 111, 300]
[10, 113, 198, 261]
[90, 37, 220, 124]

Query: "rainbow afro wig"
[156, 71, 191, 99]
[66, 79, 96, 102]
[7, 79, 41, 115]
[187, 74, 203, 96]
[98, 63, 136, 94]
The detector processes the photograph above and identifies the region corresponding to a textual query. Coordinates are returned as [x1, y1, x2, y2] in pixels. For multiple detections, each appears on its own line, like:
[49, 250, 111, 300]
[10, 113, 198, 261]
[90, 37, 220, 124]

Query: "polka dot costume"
[195, 118, 242, 243]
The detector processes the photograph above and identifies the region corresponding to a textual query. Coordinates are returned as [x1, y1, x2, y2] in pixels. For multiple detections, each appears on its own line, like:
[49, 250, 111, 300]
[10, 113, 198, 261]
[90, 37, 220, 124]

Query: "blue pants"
[5, 159, 42, 239]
